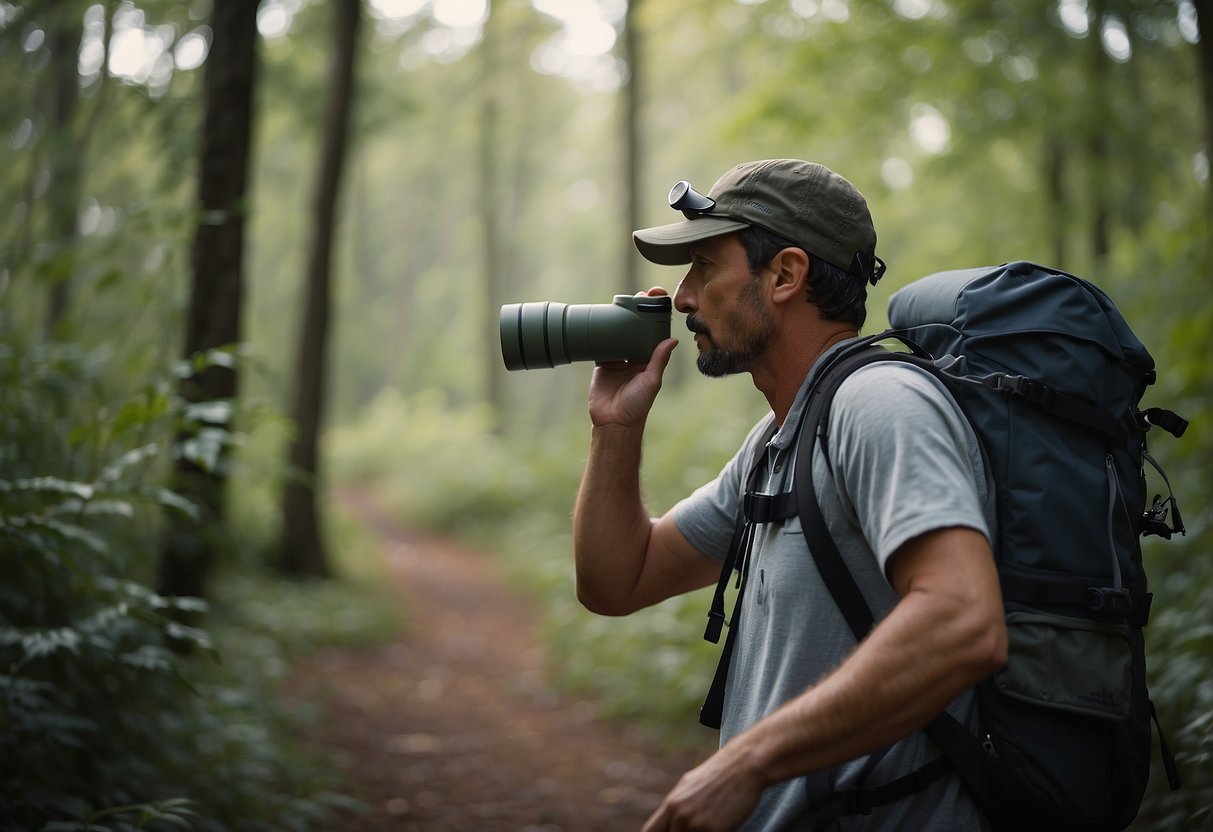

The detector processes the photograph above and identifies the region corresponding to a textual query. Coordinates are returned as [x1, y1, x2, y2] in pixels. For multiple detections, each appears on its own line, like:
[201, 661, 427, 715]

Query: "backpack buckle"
[1086, 586, 1134, 616]
[990, 374, 1056, 408]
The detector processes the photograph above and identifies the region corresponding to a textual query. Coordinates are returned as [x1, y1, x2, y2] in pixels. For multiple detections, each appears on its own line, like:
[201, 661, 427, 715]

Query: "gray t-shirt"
[672, 348, 995, 831]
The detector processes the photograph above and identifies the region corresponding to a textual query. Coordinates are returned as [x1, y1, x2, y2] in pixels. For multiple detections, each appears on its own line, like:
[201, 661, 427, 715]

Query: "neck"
[753, 325, 856, 425]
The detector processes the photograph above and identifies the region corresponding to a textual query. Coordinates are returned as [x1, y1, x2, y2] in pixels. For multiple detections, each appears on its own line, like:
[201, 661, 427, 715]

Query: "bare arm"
[572, 326, 720, 615]
[643, 526, 1008, 831]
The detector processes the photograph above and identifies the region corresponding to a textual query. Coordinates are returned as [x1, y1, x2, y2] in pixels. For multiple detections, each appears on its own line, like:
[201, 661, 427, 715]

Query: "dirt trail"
[289, 493, 711, 831]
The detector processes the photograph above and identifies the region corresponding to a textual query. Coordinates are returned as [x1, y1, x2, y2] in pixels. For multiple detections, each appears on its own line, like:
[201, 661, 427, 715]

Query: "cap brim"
[632, 216, 751, 266]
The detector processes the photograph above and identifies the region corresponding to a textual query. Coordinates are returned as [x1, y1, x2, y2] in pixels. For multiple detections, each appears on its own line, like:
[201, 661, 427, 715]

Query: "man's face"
[674, 233, 775, 377]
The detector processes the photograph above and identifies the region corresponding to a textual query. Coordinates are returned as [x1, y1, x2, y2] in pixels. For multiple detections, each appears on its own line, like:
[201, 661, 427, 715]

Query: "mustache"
[686, 315, 711, 336]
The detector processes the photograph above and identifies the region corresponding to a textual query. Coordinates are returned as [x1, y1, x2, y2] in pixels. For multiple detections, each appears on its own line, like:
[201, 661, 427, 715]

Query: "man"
[572, 159, 1008, 830]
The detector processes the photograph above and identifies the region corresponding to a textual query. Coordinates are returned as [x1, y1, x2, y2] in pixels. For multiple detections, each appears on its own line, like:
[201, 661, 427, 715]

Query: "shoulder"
[822, 357, 982, 487]
[669, 412, 777, 562]
[829, 358, 963, 433]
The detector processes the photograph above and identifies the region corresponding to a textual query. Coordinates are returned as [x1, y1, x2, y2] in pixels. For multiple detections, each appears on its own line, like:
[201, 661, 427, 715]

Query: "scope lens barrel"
[499, 296, 671, 371]
[500, 301, 567, 370]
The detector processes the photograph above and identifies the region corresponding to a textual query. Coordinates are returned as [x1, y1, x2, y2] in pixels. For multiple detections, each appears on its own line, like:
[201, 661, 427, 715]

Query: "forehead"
[687, 231, 745, 260]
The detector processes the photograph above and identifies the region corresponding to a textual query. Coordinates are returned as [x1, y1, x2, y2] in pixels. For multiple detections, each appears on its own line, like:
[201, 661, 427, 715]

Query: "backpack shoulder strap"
[699, 419, 780, 729]
[793, 341, 973, 662]
[792, 343, 994, 822]
[794, 345, 904, 638]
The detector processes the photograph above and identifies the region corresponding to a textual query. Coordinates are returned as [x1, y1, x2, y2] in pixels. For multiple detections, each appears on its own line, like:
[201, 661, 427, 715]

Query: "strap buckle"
[1086, 586, 1134, 616]
[743, 492, 774, 524]
[987, 373, 1055, 408]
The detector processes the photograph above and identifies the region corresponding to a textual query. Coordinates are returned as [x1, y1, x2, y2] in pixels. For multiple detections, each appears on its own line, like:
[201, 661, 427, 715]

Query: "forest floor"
[286, 492, 713, 831]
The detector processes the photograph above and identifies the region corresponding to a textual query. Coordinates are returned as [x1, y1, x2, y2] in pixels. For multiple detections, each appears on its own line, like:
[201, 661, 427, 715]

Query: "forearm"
[572, 423, 654, 615]
[734, 581, 1004, 788]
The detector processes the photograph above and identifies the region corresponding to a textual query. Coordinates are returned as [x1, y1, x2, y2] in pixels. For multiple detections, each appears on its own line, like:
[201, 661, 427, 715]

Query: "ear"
[768, 247, 809, 306]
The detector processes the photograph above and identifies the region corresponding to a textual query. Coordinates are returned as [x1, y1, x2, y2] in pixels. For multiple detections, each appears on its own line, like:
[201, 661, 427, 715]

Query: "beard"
[687, 281, 774, 377]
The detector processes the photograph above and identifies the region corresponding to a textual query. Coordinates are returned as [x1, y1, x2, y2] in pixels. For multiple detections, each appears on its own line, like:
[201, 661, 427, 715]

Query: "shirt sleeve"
[825, 362, 991, 575]
[670, 414, 777, 563]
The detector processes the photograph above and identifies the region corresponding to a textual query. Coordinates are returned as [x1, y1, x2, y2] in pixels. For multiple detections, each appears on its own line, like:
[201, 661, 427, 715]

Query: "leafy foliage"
[0, 322, 384, 830]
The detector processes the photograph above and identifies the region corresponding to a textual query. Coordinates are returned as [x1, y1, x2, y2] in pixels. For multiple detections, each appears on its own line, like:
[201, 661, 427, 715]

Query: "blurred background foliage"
[1, 0, 1209, 828]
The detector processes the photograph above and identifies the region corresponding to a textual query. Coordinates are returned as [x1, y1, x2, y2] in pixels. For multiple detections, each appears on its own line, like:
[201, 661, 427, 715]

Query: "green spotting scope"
[500, 294, 672, 370]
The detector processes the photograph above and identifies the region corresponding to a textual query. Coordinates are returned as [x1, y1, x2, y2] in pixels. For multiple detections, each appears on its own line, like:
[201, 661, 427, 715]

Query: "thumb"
[647, 337, 679, 378]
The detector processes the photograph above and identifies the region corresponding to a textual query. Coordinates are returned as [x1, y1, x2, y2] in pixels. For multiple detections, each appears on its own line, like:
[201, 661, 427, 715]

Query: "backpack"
[699, 261, 1186, 831]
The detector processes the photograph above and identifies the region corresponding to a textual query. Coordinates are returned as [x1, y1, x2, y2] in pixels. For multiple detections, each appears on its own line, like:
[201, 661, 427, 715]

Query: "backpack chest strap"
[743, 490, 797, 525]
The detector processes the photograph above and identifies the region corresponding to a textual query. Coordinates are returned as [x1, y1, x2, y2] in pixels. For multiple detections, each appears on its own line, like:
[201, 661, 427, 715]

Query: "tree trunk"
[43, 3, 84, 332]
[621, 0, 642, 295]
[158, 0, 260, 599]
[1086, 0, 1110, 268]
[1045, 134, 1067, 269]
[1194, 0, 1213, 263]
[480, 0, 504, 432]
[278, 0, 362, 578]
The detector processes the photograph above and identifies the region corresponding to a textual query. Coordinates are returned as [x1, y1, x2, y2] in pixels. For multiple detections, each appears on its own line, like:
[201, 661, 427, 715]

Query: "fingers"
[593, 337, 678, 372]
[650, 336, 679, 370]
[633, 337, 679, 393]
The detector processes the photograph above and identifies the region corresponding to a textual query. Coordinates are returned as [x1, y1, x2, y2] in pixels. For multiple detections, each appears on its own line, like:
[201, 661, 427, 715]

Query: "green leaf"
[3, 477, 94, 500]
[77, 499, 135, 519]
[164, 621, 213, 652]
[162, 596, 208, 614]
[178, 427, 230, 473]
[22, 627, 82, 659]
[183, 400, 233, 425]
[99, 444, 161, 482]
[145, 487, 200, 521]
[119, 645, 175, 673]
[15, 516, 110, 557]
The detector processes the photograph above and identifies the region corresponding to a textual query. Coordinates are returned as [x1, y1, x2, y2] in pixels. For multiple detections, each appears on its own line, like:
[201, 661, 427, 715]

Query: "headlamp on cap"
[669, 180, 716, 219]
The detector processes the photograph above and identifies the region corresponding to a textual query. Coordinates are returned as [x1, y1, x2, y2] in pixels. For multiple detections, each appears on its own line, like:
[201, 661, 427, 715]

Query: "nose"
[673, 274, 696, 315]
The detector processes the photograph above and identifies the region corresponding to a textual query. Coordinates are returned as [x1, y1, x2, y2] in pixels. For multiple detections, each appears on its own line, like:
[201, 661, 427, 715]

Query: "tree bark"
[158, 0, 260, 599]
[1086, 0, 1110, 267]
[43, 3, 84, 332]
[278, 0, 362, 578]
[621, 0, 642, 295]
[479, 0, 504, 432]
[1045, 134, 1067, 269]
[1194, 0, 1213, 262]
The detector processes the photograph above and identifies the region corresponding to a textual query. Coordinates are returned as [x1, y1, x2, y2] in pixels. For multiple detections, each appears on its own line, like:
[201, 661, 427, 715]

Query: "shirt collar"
[767, 336, 861, 451]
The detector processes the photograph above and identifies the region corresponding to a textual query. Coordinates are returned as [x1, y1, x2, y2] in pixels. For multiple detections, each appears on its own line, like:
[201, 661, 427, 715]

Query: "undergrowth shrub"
[0, 328, 380, 830]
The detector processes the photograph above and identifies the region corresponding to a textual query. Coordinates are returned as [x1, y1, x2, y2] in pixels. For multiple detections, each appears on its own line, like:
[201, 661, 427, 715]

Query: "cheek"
[699, 281, 734, 322]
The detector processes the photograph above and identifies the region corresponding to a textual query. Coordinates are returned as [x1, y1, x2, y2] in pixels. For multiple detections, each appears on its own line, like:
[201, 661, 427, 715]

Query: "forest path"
[288, 490, 711, 831]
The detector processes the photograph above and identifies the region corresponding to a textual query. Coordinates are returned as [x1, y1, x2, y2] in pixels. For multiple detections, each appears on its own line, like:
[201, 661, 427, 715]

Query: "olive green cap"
[633, 159, 880, 279]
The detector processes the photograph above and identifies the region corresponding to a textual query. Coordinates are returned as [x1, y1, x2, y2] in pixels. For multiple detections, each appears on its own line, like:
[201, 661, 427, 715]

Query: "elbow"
[575, 581, 635, 617]
[959, 605, 1008, 684]
[974, 627, 1008, 682]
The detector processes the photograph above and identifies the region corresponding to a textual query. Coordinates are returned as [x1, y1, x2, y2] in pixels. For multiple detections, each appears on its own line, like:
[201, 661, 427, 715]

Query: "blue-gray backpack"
[699, 261, 1187, 830]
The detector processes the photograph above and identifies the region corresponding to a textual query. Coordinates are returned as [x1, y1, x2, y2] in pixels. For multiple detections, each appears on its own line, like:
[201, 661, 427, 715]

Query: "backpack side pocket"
[994, 611, 1133, 721]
